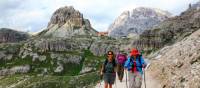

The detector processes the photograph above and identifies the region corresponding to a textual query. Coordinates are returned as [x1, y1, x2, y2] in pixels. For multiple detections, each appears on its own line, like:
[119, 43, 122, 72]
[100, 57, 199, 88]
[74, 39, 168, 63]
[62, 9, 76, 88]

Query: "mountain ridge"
[108, 7, 172, 38]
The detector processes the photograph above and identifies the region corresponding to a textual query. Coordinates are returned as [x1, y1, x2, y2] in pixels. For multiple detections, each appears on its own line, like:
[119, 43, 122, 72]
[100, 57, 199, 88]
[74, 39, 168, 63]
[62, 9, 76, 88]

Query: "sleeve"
[124, 57, 130, 68]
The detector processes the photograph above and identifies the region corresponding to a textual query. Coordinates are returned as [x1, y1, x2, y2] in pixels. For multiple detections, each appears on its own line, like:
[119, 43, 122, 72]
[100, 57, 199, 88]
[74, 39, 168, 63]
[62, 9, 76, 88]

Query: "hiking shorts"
[103, 73, 116, 84]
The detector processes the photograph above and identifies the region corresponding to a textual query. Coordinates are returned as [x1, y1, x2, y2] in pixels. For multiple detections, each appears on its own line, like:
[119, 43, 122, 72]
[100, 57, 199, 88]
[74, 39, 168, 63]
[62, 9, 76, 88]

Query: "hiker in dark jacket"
[124, 48, 146, 88]
[100, 51, 117, 88]
[116, 50, 127, 82]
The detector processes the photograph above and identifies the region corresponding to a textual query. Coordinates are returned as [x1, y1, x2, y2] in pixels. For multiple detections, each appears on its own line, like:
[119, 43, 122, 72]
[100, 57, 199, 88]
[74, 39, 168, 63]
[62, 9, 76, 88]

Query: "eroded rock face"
[32, 38, 93, 52]
[0, 65, 30, 76]
[149, 29, 200, 88]
[108, 7, 171, 38]
[132, 6, 200, 52]
[39, 6, 97, 38]
[0, 28, 29, 43]
[89, 40, 120, 56]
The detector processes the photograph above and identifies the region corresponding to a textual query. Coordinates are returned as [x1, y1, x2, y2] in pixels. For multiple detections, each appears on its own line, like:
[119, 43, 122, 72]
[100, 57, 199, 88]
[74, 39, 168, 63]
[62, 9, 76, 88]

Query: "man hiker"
[100, 51, 117, 88]
[116, 50, 127, 82]
[124, 48, 147, 88]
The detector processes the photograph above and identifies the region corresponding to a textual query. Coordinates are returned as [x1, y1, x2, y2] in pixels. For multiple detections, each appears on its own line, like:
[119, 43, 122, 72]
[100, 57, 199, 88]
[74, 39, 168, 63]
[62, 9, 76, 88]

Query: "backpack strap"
[103, 58, 116, 73]
[102, 59, 108, 73]
[130, 55, 142, 67]
[138, 55, 142, 65]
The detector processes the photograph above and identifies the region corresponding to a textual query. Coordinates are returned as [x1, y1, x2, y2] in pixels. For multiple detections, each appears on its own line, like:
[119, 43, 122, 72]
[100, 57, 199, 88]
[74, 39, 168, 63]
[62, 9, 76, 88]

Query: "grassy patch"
[0, 75, 72, 88]
[0, 72, 100, 88]
[83, 50, 105, 71]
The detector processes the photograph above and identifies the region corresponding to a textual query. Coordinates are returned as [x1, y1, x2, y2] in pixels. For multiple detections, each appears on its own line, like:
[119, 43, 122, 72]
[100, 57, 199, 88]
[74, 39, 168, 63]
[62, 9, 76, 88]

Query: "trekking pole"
[125, 70, 128, 88]
[98, 80, 102, 88]
[143, 68, 146, 88]
[114, 77, 117, 88]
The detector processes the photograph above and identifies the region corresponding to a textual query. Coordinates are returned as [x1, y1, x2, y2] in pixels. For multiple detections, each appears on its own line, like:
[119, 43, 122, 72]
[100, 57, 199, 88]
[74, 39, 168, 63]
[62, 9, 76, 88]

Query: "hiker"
[116, 50, 127, 82]
[100, 51, 117, 88]
[124, 48, 147, 88]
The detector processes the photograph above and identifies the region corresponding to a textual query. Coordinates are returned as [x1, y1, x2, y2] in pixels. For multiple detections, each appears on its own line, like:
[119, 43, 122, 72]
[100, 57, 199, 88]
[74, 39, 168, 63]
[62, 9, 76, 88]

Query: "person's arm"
[124, 57, 130, 69]
[100, 64, 104, 75]
[100, 61, 106, 75]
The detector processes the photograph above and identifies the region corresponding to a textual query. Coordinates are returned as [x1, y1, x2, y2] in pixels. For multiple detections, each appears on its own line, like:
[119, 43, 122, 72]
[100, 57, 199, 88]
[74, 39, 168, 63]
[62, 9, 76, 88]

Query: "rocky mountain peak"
[48, 6, 83, 27]
[108, 7, 171, 38]
[39, 6, 97, 38]
[131, 7, 171, 19]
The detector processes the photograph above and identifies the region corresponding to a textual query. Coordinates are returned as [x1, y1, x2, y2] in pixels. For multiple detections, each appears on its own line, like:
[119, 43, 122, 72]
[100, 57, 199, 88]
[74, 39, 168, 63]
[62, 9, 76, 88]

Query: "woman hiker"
[124, 48, 147, 88]
[116, 50, 127, 82]
[100, 51, 117, 88]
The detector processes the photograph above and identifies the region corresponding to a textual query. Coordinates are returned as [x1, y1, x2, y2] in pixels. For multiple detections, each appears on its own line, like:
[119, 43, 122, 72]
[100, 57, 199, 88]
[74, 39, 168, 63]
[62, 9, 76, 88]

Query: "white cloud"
[0, 0, 199, 32]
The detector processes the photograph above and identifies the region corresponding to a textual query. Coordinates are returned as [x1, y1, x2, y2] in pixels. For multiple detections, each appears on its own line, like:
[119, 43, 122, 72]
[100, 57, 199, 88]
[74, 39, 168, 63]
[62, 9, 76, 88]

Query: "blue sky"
[0, 0, 199, 33]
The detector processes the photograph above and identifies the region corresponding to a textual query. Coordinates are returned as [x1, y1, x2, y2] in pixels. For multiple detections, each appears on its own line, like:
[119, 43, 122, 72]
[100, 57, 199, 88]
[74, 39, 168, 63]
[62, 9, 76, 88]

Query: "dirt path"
[95, 60, 161, 88]
[95, 70, 161, 88]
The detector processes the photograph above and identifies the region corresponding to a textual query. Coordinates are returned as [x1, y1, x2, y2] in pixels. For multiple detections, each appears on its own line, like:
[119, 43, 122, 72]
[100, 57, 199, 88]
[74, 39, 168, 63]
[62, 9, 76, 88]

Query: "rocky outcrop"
[148, 29, 200, 88]
[0, 28, 29, 43]
[30, 38, 93, 52]
[39, 6, 97, 38]
[108, 7, 171, 38]
[89, 40, 120, 56]
[0, 65, 30, 76]
[132, 5, 200, 52]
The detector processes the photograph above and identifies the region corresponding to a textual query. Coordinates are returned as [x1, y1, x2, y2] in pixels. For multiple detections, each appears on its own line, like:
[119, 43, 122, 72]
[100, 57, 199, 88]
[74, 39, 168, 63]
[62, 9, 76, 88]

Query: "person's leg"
[128, 71, 136, 88]
[104, 73, 109, 88]
[120, 67, 124, 81]
[118, 64, 123, 81]
[109, 84, 112, 88]
[134, 73, 142, 88]
[104, 82, 108, 88]
[117, 64, 121, 80]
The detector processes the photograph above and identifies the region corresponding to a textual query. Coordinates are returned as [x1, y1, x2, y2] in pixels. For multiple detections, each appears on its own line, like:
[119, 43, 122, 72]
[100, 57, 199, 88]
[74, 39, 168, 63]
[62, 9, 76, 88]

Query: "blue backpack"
[125, 55, 142, 71]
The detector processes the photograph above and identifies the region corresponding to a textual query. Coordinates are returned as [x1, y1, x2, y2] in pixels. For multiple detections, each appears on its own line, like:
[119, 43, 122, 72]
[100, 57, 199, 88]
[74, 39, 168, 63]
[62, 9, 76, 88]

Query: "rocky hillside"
[148, 28, 200, 88]
[39, 6, 97, 38]
[0, 6, 126, 88]
[108, 7, 171, 38]
[132, 5, 200, 53]
[0, 28, 30, 43]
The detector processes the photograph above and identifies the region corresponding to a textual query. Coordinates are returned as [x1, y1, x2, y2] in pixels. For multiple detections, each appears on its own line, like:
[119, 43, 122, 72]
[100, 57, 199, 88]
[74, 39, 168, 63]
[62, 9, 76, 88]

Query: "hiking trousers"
[128, 71, 142, 88]
[117, 64, 124, 80]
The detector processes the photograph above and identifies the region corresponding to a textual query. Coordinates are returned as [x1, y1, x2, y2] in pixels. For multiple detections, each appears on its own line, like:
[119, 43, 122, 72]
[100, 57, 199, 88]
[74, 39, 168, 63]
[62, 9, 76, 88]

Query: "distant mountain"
[39, 6, 97, 38]
[132, 5, 200, 52]
[189, 1, 200, 10]
[108, 7, 171, 38]
[0, 28, 29, 43]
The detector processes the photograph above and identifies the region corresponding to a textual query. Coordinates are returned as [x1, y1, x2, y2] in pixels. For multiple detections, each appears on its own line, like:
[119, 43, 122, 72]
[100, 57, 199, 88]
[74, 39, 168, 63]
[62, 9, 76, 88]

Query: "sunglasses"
[107, 54, 113, 56]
